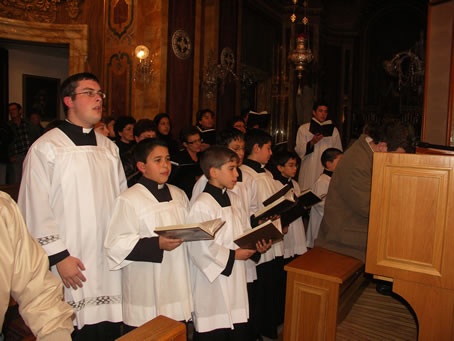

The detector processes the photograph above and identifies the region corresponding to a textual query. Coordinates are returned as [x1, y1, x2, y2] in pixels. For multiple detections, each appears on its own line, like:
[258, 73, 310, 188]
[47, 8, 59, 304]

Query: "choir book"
[154, 218, 225, 241]
[309, 117, 335, 136]
[234, 219, 283, 250]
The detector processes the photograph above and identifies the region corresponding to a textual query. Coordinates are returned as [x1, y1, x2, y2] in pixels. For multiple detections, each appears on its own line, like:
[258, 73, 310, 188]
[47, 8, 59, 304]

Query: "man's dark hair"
[179, 126, 200, 144]
[134, 119, 156, 137]
[196, 109, 215, 123]
[321, 148, 343, 168]
[114, 116, 136, 137]
[272, 151, 299, 167]
[245, 128, 272, 156]
[60, 73, 99, 115]
[312, 101, 329, 112]
[368, 119, 409, 152]
[134, 138, 169, 164]
[217, 127, 244, 147]
[200, 146, 239, 180]
[8, 102, 22, 111]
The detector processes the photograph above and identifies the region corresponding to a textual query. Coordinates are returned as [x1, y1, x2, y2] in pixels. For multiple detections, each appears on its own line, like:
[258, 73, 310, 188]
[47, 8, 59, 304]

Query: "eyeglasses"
[73, 90, 106, 99]
[187, 138, 202, 145]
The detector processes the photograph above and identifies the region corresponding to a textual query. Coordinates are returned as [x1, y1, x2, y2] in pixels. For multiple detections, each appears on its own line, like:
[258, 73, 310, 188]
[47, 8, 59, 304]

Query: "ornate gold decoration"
[172, 29, 192, 60]
[0, 0, 82, 23]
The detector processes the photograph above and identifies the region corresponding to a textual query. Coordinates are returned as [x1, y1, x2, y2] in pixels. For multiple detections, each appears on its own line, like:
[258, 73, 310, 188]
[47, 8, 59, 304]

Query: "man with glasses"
[18, 73, 127, 340]
[169, 126, 203, 199]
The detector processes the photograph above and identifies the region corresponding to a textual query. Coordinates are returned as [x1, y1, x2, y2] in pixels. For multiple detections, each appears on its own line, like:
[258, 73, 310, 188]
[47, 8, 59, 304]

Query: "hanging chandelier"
[288, 0, 314, 94]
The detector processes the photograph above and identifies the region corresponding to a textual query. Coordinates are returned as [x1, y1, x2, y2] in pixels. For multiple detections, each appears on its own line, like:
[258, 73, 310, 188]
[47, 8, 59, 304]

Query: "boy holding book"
[187, 146, 265, 341]
[295, 102, 343, 190]
[307, 148, 343, 248]
[271, 151, 308, 260]
[104, 138, 193, 330]
[241, 128, 285, 340]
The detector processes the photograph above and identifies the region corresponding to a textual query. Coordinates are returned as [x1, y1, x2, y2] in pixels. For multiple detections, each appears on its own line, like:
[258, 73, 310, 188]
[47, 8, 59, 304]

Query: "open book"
[248, 110, 270, 129]
[309, 117, 335, 136]
[254, 187, 323, 222]
[234, 219, 283, 249]
[154, 218, 225, 241]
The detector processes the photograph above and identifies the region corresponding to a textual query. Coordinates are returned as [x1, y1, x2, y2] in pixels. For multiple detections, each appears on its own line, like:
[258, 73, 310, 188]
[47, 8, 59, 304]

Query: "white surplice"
[191, 172, 258, 282]
[18, 128, 127, 328]
[104, 184, 193, 327]
[187, 191, 249, 333]
[307, 173, 331, 248]
[240, 165, 284, 264]
[295, 123, 342, 190]
[278, 179, 307, 258]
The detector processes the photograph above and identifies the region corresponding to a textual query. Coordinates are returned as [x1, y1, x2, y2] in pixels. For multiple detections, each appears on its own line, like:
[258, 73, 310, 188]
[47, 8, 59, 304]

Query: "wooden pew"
[116, 315, 186, 341]
[283, 247, 366, 341]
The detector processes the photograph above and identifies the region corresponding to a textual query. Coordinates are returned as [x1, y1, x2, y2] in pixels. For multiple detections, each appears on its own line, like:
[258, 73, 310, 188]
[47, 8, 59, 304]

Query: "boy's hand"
[159, 236, 184, 251]
[235, 248, 256, 260]
[256, 239, 272, 253]
[311, 133, 324, 145]
[56, 256, 86, 290]
[283, 226, 289, 234]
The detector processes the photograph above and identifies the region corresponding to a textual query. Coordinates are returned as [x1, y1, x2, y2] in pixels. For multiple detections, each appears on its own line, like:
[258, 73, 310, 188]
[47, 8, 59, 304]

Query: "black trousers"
[193, 322, 250, 341]
[71, 321, 122, 341]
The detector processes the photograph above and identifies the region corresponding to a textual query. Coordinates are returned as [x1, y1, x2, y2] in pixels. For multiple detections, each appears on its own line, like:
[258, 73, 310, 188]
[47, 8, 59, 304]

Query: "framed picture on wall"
[22, 74, 60, 122]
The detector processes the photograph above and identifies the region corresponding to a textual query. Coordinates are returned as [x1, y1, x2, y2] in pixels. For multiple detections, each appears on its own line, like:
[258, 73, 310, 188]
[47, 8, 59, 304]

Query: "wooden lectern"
[366, 152, 454, 340]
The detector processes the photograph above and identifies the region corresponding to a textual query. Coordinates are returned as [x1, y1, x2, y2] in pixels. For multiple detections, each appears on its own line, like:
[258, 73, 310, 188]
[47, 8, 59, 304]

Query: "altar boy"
[187, 146, 258, 341]
[104, 138, 193, 330]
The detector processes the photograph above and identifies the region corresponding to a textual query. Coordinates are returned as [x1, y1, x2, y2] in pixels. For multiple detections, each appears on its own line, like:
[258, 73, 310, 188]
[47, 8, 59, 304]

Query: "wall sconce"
[134, 45, 153, 86]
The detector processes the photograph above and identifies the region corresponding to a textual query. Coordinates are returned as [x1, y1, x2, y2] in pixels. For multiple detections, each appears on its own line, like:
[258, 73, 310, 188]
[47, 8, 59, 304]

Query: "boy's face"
[139, 146, 171, 184]
[313, 105, 328, 122]
[211, 160, 238, 190]
[135, 130, 156, 143]
[184, 133, 202, 154]
[253, 141, 272, 165]
[277, 158, 298, 179]
[228, 138, 245, 165]
[326, 154, 342, 172]
[199, 112, 215, 129]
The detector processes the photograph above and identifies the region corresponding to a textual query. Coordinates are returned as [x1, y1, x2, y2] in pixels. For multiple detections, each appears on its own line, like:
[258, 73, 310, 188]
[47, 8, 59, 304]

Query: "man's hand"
[310, 133, 324, 146]
[159, 236, 183, 251]
[256, 239, 272, 253]
[235, 248, 256, 260]
[56, 256, 86, 290]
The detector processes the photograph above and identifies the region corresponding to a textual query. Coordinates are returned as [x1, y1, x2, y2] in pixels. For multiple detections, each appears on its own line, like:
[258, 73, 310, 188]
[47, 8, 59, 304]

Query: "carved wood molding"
[0, 0, 82, 23]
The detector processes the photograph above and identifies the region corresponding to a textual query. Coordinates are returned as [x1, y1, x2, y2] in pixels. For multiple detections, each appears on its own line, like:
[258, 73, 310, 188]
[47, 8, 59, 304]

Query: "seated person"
[195, 109, 216, 150]
[306, 148, 342, 248]
[0, 191, 74, 341]
[154, 113, 180, 156]
[169, 126, 203, 199]
[114, 116, 136, 162]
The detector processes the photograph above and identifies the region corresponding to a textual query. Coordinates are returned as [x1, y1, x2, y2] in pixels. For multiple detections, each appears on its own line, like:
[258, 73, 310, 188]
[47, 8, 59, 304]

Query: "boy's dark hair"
[114, 116, 136, 137]
[217, 127, 244, 147]
[200, 146, 239, 180]
[179, 126, 200, 144]
[312, 101, 329, 112]
[196, 109, 215, 123]
[61, 73, 99, 115]
[368, 119, 409, 152]
[134, 119, 156, 137]
[321, 148, 343, 168]
[272, 151, 299, 167]
[134, 138, 169, 164]
[9, 102, 22, 111]
[245, 128, 272, 156]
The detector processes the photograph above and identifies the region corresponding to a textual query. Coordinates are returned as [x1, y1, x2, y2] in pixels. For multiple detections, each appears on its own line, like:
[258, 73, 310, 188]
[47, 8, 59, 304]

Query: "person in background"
[104, 116, 116, 140]
[114, 115, 136, 163]
[195, 109, 216, 150]
[306, 148, 343, 248]
[94, 121, 110, 137]
[7, 103, 32, 184]
[295, 101, 342, 191]
[169, 126, 203, 199]
[154, 113, 180, 156]
[0, 191, 74, 341]
[18, 72, 127, 340]
[0, 120, 13, 185]
[228, 116, 247, 134]
[29, 113, 45, 142]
